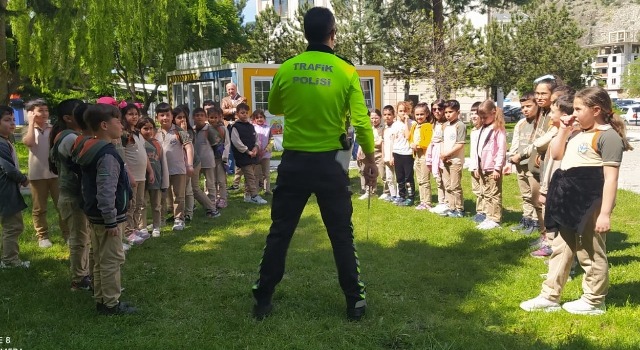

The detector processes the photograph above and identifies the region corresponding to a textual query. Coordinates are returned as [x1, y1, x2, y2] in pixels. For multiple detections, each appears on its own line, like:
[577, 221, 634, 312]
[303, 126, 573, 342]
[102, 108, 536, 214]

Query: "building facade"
[588, 30, 640, 98]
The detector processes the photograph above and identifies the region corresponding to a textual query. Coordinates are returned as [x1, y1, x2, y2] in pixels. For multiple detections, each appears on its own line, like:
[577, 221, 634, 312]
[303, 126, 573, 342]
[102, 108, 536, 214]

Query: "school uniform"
[195, 123, 220, 203]
[156, 125, 190, 222]
[382, 123, 397, 198]
[185, 128, 216, 217]
[0, 136, 28, 267]
[474, 125, 507, 223]
[469, 127, 484, 214]
[509, 117, 542, 223]
[26, 125, 68, 241]
[123, 131, 148, 233]
[409, 122, 433, 205]
[253, 123, 273, 193]
[426, 122, 446, 205]
[54, 131, 91, 283]
[541, 125, 624, 306]
[143, 138, 169, 230]
[441, 119, 466, 211]
[230, 120, 259, 197]
[390, 120, 414, 200]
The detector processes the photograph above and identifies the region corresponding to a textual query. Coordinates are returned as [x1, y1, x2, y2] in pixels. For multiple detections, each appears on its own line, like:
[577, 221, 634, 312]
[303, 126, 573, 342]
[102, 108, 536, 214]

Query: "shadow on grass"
[2, 194, 639, 349]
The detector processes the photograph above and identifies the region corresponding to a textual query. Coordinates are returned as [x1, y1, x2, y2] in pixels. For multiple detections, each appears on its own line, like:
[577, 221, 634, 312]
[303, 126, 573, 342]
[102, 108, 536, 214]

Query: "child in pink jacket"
[472, 100, 507, 230]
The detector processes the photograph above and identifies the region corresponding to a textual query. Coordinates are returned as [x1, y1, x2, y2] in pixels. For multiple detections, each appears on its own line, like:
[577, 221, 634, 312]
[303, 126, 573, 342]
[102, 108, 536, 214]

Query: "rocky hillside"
[556, 0, 640, 45]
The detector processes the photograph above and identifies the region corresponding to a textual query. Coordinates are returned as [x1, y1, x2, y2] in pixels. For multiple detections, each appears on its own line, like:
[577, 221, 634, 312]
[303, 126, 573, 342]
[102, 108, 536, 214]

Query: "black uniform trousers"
[252, 149, 366, 308]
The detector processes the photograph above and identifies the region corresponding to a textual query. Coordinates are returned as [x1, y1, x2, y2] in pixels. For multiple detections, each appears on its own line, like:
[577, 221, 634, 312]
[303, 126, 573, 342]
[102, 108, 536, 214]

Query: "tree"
[404, 0, 533, 97]
[0, 0, 8, 104]
[331, 0, 384, 65]
[244, 6, 295, 63]
[8, 0, 244, 113]
[477, 19, 519, 99]
[622, 59, 640, 97]
[379, 0, 434, 100]
[510, 4, 590, 92]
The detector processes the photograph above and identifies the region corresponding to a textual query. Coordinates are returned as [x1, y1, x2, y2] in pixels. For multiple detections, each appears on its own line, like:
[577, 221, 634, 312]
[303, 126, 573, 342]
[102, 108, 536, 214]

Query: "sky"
[243, 1, 257, 24]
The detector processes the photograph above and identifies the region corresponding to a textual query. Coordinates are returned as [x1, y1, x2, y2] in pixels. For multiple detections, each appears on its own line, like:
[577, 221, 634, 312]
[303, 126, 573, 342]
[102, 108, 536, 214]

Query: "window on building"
[253, 78, 273, 112]
[173, 84, 184, 107]
[612, 67, 617, 74]
[273, 0, 288, 17]
[360, 79, 374, 109]
[613, 56, 617, 62]
[612, 78, 617, 85]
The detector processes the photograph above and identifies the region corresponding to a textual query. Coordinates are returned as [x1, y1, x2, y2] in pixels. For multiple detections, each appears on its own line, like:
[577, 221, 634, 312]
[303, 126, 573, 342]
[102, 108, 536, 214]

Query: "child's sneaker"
[172, 219, 185, 231]
[520, 296, 561, 312]
[562, 298, 606, 315]
[0, 260, 30, 269]
[358, 193, 370, 200]
[38, 238, 53, 249]
[152, 228, 161, 238]
[71, 275, 93, 291]
[135, 229, 150, 240]
[415, 203, 431, 210]
[530, 245, 552, 258]
[146, 224, 154, 231]
[122, 243, 131, 252]
[206, 209, 221, 218]
[246, 195, 268, 205]
[127, 233, 146, 245]
[396, 198, 413, 207]
[510, 217, 531, 233]
[378, 193, 390, 200]
[447, 210, 464, 218]
[477, 219, 500, 230]
[228, 184, 240, 191]
[529, 235, 546, 249]
[430, 203, 448, 214]
[216, 198, 228, 208]
[471, 212, 486, 223]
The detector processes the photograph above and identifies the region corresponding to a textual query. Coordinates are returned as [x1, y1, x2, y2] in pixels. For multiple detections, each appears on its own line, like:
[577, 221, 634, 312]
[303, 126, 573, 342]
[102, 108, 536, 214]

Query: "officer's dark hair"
[443, 99, 460, 112]
[303, 7, 336, 44]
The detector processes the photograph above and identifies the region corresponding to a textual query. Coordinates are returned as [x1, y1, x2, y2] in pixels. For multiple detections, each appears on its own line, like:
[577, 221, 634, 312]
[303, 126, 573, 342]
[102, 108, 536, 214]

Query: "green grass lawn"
[2, 142, 640, 349]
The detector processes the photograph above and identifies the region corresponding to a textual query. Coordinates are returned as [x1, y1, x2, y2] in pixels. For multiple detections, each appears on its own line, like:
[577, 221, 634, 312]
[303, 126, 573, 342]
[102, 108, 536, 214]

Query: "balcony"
[592, 62, 609, 68]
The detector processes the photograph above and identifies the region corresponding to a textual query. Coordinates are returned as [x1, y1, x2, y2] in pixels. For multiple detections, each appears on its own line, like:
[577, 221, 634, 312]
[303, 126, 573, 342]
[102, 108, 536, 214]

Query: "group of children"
[0, 79, 630, 316]
[0, 96, 273, 314]
[360, 98, 506, 230]
[357, 80, 630, 315]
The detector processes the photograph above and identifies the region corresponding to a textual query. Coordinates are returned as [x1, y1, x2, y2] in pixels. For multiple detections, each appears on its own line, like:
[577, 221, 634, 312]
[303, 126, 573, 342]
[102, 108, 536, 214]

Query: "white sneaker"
[520, 296, 561, 312]
[378, 193, 389, 200]
[172, 219, 185, 231]
[477, 219, 501, 230]
[38, 238, 53, 249]
[430, 203, 448, 214]
[358, 193, 370, 200]
[246, 195, 268, 204]
[122, 243, 131, 252]
[135, 229, 150, 239]
[243, 194, 251, 202]
[562, 298, 606, 315]
[152, 228, 161, 238]
[127, 233, 146, 245]
[0, 260, 30, 269]
[147, 224, 154, 231]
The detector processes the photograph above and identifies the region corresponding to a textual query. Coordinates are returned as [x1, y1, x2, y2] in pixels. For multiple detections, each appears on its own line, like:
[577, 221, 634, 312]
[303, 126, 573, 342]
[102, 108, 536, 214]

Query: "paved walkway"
[619, 126, 640, 194]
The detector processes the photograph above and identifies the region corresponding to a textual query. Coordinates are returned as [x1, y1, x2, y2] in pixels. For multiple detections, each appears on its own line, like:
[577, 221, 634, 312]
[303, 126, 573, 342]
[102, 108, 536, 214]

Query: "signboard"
[176, 48, 222, 70]
[267, 115, 284, 151]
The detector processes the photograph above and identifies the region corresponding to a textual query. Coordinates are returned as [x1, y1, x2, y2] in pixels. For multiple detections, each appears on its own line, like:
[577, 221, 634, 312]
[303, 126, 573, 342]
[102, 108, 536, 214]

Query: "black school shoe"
[97, 301, 137, 315]
[252, 302, 273, 320]
[347, 300, 367, 321]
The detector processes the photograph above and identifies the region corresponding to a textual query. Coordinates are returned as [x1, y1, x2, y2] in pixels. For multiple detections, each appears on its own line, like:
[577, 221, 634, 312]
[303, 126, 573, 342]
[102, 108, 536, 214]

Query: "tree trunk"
[432, 0, 447, 99]
[0, 0, 9, 105]
[404, 78, 410, 101]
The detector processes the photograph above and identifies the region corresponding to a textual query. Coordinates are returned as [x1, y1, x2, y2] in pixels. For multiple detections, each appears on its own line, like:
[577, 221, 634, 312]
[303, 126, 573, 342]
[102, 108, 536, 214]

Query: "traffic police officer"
[251, 6, 378, 321]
